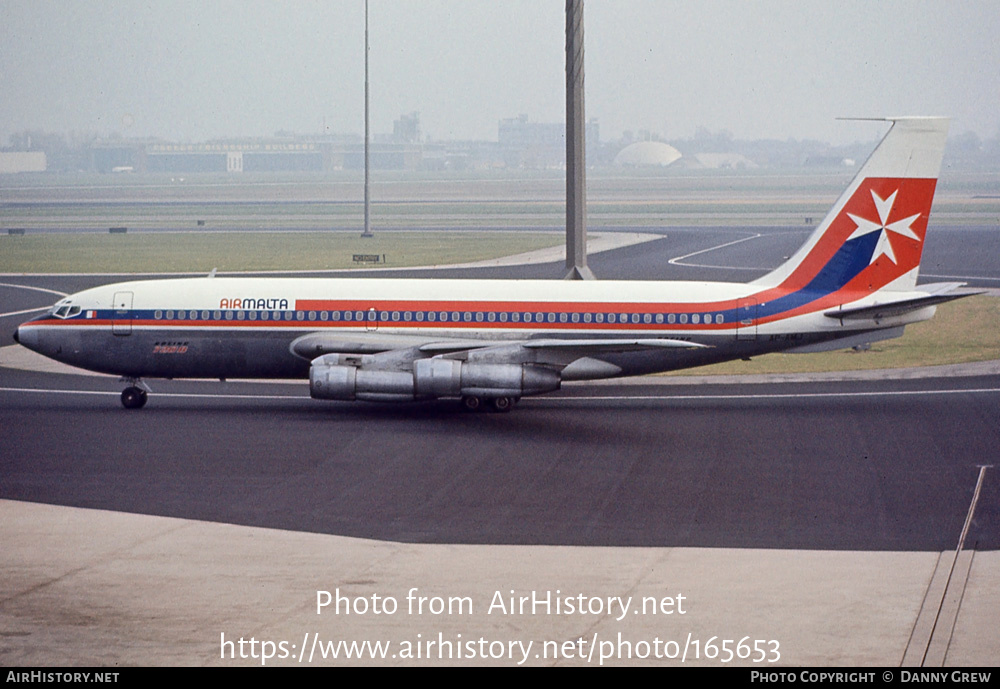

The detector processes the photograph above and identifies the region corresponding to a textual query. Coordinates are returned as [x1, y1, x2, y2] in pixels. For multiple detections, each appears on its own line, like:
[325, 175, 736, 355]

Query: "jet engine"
[309, 355, 560, 404]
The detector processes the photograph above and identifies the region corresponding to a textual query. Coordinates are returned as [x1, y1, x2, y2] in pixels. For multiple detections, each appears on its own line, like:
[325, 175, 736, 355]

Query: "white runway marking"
[0, 306, 49, 318]
[668, 232, 765, 270]
[0, 281, 69, 297]
[550, 388, 1000, 401]
[2, 385, 999, 403]
[0, 387, 302, 401]
[0, 282, 66, 318]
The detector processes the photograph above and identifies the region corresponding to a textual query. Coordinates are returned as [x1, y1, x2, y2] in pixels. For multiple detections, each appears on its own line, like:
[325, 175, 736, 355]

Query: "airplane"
[13, 117, 976, 412]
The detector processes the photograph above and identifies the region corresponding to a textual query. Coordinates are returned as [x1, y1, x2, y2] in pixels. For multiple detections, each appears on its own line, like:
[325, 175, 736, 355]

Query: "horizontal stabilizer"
[825, 283, 981, 321]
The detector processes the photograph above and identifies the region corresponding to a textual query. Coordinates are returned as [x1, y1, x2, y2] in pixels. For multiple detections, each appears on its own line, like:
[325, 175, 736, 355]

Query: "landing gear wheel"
[489, 396, 515, 413]
[121, 386, 148, 409]
[461, 395, 482, 412]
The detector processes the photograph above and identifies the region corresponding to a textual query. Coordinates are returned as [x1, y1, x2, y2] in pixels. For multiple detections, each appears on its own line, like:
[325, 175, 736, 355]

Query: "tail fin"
[753, 117, 949, 297]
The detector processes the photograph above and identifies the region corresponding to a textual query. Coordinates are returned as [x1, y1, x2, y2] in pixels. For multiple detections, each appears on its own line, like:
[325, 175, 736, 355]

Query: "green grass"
[0, 231, 562, 273]
[668, 294, 1000, 375]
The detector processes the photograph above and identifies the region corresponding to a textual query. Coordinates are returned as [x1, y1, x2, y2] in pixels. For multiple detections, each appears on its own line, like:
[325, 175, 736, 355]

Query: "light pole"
[564, 0, 594, 279]
[361, 0, 374, 238]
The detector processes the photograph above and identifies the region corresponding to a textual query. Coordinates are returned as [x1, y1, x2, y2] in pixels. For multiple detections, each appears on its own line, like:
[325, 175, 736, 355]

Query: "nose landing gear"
[120, 378, 150, 409]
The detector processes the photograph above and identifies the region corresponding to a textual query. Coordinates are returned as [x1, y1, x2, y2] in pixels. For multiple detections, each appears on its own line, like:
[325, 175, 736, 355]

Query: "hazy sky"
[2, 0, 998, 146]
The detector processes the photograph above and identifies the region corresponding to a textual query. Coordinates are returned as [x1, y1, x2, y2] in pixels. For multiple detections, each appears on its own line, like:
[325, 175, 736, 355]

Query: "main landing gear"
[120, 378, 150, 409]
[461, 395, 519, 413]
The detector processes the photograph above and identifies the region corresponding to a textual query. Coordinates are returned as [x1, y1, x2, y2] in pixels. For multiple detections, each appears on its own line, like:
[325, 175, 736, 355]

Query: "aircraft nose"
[14, 324, 38, 351]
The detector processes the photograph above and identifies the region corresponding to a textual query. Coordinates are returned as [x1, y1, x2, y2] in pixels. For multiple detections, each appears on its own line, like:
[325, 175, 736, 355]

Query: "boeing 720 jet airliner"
[14, 118, 973, 411]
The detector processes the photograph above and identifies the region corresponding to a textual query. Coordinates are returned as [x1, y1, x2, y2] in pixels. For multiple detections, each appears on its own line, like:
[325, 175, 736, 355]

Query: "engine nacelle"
[310, 363, 415, 402]
[413, 358, 561, 398]
[309, 357, 560, 402]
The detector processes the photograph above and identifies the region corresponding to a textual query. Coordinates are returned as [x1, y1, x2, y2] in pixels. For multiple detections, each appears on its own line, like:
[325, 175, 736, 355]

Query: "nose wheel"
[119, 378, 150, 409]
[121, 386, 148, 409]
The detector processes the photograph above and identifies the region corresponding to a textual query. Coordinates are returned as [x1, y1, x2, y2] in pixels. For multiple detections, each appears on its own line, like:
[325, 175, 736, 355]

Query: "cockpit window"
[51, 304, 81, 319]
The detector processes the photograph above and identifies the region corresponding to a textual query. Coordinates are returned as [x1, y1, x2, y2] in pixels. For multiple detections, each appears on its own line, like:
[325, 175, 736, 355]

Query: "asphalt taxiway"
[1, 227, 998, 666]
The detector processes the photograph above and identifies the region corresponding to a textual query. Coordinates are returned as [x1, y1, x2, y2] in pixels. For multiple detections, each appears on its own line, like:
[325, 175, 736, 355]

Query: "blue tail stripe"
[750, 232, 879, 319]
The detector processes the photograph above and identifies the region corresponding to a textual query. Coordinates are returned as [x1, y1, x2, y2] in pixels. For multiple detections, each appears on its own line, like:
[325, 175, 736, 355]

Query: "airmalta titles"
[219, 298, 289, 310]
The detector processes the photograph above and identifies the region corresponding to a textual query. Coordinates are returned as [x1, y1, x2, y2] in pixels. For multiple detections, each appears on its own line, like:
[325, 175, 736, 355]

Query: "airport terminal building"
[89, 138, 427, 174]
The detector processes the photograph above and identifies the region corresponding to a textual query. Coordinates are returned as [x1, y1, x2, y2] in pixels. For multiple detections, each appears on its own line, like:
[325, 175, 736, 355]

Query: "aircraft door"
[112, 291, 134, 336]
[365, 307, 378, 332]
[736, 297, 757, 341]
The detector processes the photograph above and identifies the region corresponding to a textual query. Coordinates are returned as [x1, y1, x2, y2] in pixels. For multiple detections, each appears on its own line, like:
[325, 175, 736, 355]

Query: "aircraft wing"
[824, 283, 982, 321]
[292, 331, 706, 370]
[441, 337, 707, 367]
[290, 331, 491, 358]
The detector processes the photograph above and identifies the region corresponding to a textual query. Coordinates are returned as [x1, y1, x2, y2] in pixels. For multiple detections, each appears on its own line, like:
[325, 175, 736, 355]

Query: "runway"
[1, 227, 998, 666]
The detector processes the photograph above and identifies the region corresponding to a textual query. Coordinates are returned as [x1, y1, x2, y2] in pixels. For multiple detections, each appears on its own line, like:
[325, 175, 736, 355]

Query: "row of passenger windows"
[150, 309, 727, 325]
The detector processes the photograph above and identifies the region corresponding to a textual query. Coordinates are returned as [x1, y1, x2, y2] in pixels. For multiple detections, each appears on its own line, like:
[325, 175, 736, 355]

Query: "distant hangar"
[613, 141, 682, 168]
